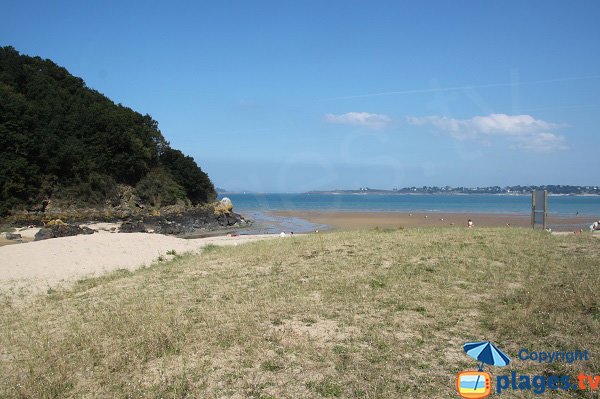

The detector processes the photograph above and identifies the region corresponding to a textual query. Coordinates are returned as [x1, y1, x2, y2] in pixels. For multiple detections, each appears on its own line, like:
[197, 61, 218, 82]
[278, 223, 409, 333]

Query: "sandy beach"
[0, 211, 595, 294]
[271, 210, 593, 231]
[0, 231, 278, 293]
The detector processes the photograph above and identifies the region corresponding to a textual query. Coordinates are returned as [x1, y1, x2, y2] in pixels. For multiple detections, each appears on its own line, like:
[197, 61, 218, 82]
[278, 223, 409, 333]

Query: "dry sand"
[271, 210, 593, 231]
[0, 232, 278, 294]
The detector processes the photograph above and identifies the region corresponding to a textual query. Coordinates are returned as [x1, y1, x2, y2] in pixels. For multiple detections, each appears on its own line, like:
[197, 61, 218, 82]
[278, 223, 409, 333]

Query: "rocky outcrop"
[150, 207, 250, 235]
[34, 224, 95, 241]
[5, 232, 22, 240]
[8, 198, 252, 237]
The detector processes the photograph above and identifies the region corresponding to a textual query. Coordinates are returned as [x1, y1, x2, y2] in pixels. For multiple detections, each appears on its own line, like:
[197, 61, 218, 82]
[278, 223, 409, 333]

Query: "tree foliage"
[160, 148, 216, 204]
[0, 46, 215, 214]
[135, 168, 187, 207]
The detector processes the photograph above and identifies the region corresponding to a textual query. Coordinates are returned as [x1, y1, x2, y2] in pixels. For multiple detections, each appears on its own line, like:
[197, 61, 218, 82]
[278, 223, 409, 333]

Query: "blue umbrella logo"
[463, 341, 511, 371]
[460, 341, 511, 397]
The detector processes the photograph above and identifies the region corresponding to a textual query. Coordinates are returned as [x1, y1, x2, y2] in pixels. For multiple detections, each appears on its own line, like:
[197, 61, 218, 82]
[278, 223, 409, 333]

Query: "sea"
[218, 193, 600, 234]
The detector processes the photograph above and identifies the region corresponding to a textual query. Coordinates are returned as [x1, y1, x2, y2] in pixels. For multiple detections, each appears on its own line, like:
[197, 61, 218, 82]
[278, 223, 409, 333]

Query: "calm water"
[221, 193, 600, 216]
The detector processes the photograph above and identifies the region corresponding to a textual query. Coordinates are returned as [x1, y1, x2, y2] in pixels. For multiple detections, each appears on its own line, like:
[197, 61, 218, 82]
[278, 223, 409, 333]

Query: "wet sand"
[271, 211, 593, 231]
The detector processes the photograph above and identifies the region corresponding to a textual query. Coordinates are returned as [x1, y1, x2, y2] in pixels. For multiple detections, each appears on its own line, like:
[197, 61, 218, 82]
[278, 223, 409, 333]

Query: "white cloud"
[325, 112, 391, 129]
[511, 132, 569, 152]
[407, 113, 568, 152]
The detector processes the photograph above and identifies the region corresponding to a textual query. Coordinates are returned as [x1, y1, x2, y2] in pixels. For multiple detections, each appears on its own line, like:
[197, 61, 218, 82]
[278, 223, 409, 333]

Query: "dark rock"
[156, 221, 185, 235]
[5, 232, 22, 240]
[215, 212, 248, 227]
[12, 203, 253, 238]
[34, 224, 96, 241]
[139, 207, 250, 235]
[119, 220, 147, 233]
[220, 213, 237, 226]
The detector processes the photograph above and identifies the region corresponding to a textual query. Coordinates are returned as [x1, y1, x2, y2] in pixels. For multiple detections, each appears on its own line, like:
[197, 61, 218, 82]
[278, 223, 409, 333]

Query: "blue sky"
[2, 1, 600, 192]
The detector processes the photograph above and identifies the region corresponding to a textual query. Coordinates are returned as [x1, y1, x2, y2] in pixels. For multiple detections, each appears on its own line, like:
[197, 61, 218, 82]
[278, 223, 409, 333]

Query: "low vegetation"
[0, 228, 598, 398]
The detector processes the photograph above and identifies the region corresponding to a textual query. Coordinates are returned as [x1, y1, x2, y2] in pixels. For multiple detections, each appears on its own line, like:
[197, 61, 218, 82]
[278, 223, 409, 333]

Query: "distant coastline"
[306, 191, 600, 197]
[305, 185, 600, 196]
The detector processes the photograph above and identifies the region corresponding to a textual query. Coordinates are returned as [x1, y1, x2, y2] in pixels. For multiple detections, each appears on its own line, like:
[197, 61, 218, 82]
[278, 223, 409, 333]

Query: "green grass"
[0, 228, 598, 398]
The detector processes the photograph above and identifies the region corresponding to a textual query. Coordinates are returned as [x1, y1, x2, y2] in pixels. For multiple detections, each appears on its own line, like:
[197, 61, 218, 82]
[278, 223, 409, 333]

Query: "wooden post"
[543, 190, 548, 230]
[532, 190, 548, 230]
[531, 191, 536, 229]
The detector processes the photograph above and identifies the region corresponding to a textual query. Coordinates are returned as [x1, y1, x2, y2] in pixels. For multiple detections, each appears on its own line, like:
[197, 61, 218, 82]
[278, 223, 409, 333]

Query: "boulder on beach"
[34, 224, 95, 241]
[156, 221, 185, 235]
[119, 221, 147, 233]
[5, 232, 22, 240]
[214, 197, 234, 215]
[220, 197, 233, 211]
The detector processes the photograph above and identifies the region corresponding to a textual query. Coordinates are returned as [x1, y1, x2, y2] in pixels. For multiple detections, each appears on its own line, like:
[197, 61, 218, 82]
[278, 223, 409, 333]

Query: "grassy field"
[0, 228, 598, 398]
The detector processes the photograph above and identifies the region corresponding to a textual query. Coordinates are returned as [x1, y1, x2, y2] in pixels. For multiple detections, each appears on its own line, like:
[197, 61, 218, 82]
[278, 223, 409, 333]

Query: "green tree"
[159, 148, 216, 204]
[0, 46, 216, 215]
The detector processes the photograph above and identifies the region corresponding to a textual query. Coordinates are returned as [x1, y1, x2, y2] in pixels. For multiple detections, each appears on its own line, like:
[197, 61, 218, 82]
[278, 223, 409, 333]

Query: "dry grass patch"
[0, 228, 598, 398]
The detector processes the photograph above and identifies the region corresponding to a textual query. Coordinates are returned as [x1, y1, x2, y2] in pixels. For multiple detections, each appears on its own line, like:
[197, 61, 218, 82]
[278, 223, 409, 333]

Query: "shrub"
[135, 169, 187, 207]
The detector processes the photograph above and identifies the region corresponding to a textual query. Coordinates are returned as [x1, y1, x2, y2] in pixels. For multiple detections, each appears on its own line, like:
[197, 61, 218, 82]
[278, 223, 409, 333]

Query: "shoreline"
[270, 210, 594, 231]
